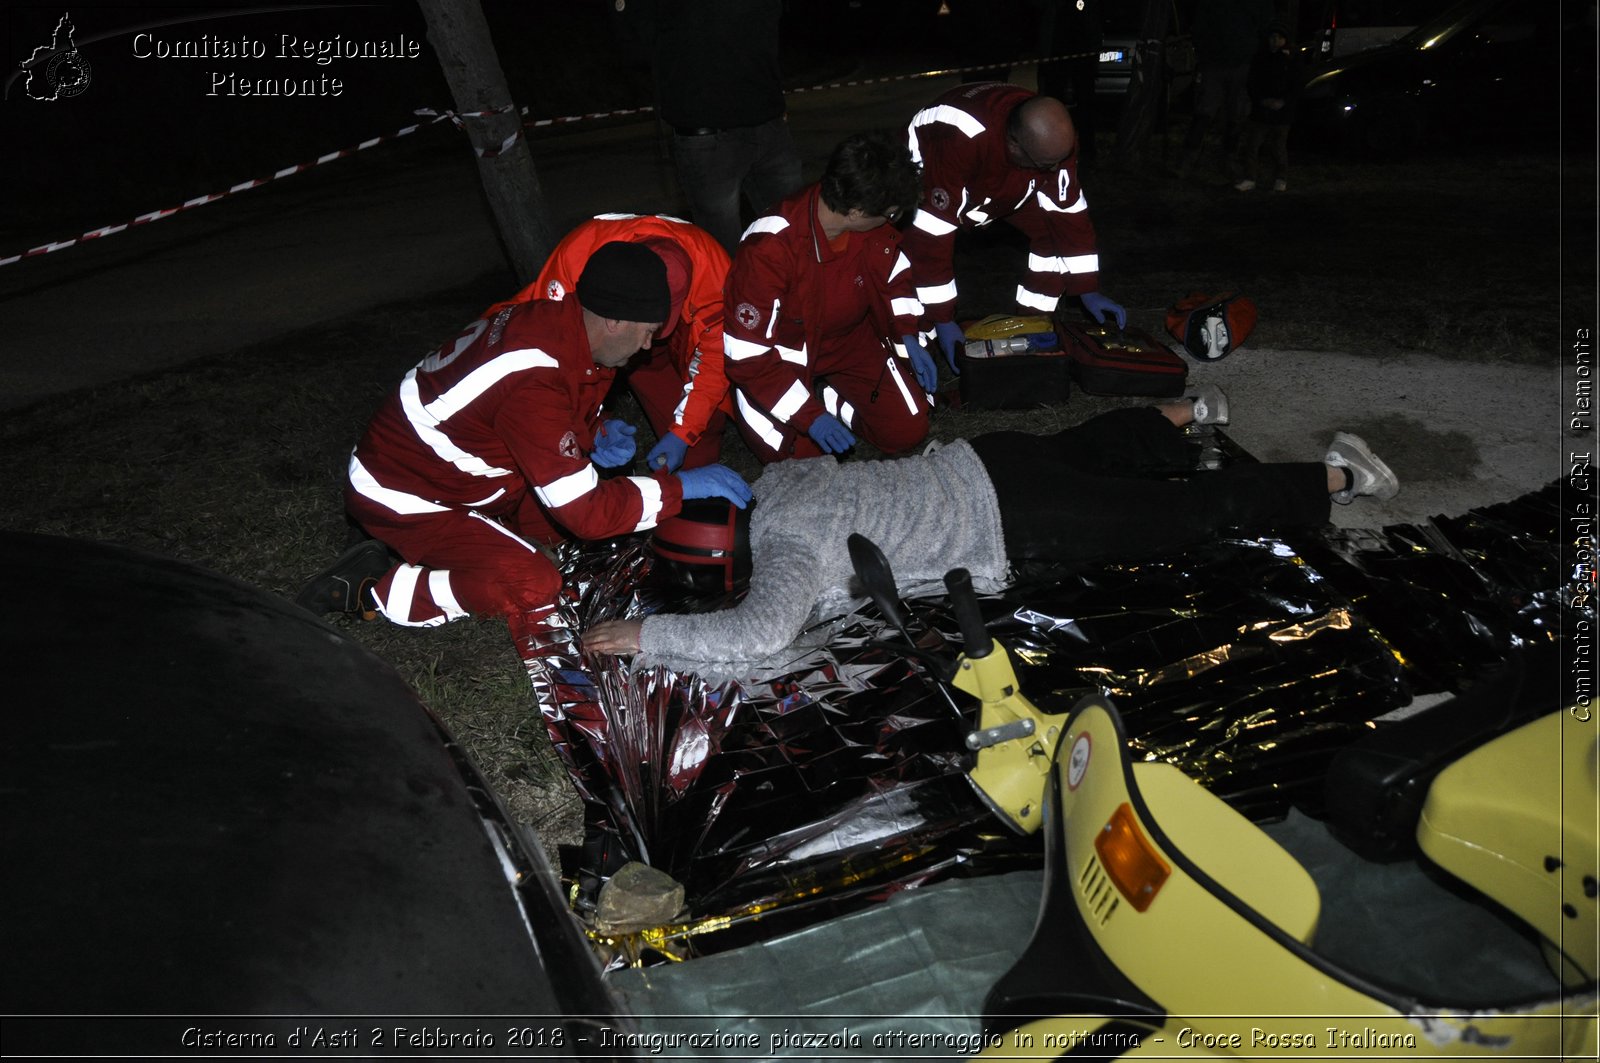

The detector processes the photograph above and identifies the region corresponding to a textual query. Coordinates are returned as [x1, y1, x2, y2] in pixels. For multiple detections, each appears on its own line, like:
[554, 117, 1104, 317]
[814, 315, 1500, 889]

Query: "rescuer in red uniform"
[522, 213, 733, 474]
[904, 82, 1127, 369]
[295, 243, 751, 629]
[722, 130, 935, 464]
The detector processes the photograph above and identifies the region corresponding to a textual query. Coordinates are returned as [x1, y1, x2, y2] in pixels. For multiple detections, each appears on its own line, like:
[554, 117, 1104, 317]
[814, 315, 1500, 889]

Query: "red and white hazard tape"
[0, 113, 450, 268]
[1, 50, 1100, 268]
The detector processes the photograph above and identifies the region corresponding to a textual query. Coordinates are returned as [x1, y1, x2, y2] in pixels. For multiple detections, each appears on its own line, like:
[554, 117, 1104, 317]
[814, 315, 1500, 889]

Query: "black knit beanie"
[576, 241, 671, 323]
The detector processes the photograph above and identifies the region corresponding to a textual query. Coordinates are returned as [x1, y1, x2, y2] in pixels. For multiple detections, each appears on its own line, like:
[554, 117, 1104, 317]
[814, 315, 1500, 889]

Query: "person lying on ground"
[582, 386, 1398, 664]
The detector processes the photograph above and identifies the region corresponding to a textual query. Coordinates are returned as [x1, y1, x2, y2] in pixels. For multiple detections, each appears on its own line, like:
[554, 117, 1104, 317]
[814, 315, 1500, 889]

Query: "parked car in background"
[1297, 0, 1458, 59]
[1296, 0, 1595, 156]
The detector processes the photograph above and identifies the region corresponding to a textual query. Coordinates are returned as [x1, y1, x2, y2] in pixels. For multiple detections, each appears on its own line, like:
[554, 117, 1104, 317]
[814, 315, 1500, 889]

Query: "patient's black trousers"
[968, 407, 1331, 565]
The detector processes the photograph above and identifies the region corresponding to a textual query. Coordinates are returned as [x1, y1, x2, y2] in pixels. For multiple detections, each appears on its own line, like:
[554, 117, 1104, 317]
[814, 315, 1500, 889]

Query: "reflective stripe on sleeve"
[917, 280, 958, 305]
[770, 378, 811, 422]
[735, 390, 785, 451]
[535, 464, 600, 509]
[776, 343, 808, 366]
[890, 295, 923, 318]
[911, 211, 958, 236]
[1016, 286, 1061, 312]
[888, 251, 913, 282]
[1028, 252, 1099, 275]
[723, 334, 771, 361]
[629, 476, 664, 531]
[820, 386, 857, 427]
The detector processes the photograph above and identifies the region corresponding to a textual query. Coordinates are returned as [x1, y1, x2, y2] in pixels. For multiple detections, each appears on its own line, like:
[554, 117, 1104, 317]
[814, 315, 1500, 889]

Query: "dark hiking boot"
[294, 539, 390, 619]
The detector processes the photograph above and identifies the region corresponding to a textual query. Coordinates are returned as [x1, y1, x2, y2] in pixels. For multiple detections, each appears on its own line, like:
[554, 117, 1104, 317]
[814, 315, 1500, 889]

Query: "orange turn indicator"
[1095, 802, 1171, 912]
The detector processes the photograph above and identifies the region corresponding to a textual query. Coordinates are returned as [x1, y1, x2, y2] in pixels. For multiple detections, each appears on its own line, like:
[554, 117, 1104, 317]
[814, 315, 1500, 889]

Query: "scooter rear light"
[1095, 803, 1171, 912]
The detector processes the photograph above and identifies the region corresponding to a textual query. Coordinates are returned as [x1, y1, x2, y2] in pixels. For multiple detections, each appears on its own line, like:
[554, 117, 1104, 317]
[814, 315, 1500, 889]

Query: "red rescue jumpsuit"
[904, 82, 1102, 322]
[346, 297, 684, 627]
[722, 184, 928, 464]
[521, 213, 734, 470]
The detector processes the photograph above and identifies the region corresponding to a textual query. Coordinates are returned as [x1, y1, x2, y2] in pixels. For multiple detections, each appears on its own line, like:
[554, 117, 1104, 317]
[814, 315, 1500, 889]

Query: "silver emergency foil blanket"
[511, 479, 1580, 962]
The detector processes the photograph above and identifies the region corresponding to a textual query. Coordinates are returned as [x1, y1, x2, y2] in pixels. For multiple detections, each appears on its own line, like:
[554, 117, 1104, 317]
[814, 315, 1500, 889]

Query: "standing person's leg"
[739, 116, 804, 222]
[670, 128, 755, 254]
[1235, 121, 1266, 188]
[814, 327, 931, 456]
[1269, 124, 1291, 189]
[1221, 65, 1252, 177]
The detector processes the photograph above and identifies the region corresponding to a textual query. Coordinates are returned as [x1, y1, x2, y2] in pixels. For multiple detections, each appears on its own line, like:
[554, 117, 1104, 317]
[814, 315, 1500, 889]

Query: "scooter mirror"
[847, 533, 914, 642]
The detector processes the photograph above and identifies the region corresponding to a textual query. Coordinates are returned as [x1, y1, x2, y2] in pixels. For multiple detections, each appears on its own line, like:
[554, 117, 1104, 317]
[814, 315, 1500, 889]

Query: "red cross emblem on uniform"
[736, 302, 761, 330]
[558, 430, 579, 459]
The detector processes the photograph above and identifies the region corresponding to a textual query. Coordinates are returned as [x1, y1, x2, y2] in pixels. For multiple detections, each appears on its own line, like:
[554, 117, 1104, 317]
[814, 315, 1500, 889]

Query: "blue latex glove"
[677, 464, 752, 509]
[902, 334, 938, 392]
[645, 431, 690, 473]
[1081, 291, 1127, 329]
[591, 419, 637, 468]
[932, 321, 965, 372]
[807, 412, 857, 455]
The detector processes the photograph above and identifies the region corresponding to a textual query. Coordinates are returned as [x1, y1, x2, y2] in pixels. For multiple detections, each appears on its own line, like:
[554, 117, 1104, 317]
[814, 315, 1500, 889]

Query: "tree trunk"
[1112, 0, 1174, 167]
[416, 0, 552, 285]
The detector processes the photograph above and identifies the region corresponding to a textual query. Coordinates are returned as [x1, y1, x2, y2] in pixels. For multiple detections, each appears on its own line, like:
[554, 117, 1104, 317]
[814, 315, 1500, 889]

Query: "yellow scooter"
[846, 536, 1599, 1060]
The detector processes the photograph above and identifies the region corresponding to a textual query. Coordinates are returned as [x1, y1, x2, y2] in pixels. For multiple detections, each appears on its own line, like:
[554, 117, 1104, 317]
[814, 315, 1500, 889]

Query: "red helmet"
[649, 499, 753, 596]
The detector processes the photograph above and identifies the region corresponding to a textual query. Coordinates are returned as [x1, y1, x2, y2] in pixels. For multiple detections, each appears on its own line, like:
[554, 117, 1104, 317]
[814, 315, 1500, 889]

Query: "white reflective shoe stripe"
[771, 378, 811, 422]
[428, 569, 468, 622]
[735, 390, 785, 451]
[911, 211, 958, 236]
[349, 455, 450, 515]
[535, 464, 600, 509]
[917, 280, 959, 305]
[885, 356, 919, 414]
[1027, 252, 1099, 275]
[1015, 286, 1061, 312]
[628, 476, 664, 531]
[1036, 189, 1089, 214]
[723, 334, 771, 361]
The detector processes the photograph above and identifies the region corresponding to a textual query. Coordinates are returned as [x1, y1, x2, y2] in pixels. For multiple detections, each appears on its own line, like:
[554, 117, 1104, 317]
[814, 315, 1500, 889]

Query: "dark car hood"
[0, 532, 608, 1019]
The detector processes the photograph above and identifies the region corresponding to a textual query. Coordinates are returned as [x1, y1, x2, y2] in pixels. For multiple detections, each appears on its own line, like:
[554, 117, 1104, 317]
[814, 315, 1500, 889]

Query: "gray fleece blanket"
[638, 440, 1009, 669]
